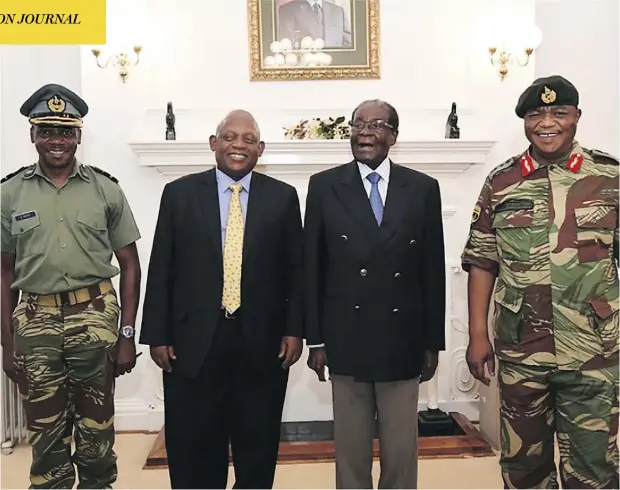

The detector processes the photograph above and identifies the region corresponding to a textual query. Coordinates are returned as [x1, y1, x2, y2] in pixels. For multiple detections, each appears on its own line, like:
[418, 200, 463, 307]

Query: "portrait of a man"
[277, 0, 352, 48]
[249, 0, 379, 81]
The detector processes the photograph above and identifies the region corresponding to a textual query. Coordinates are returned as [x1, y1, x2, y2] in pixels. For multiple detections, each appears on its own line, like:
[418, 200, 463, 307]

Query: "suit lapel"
[334, 161, 381, 242]
[197, 169, 223, 266]
[379, 162, 410, 244]
[243, 172, 268, 260]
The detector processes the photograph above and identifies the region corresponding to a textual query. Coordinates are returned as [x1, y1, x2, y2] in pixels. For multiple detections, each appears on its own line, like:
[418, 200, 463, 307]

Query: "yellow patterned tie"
[222, 183, 244, 314]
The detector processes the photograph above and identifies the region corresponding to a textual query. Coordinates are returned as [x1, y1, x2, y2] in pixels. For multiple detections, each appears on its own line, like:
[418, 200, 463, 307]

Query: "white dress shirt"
[357, 157, 390, 204]
[308, 157, 391, 349]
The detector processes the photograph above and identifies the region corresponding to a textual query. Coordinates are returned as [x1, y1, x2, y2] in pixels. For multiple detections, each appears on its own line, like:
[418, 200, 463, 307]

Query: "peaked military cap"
[20, 83, 88, 128]
[515, 75, 579, 118]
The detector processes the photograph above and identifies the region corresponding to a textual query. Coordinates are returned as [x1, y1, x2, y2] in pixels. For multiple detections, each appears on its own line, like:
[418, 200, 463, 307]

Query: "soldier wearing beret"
[462, 75, 619, 489]
[1, 84, 142, 488]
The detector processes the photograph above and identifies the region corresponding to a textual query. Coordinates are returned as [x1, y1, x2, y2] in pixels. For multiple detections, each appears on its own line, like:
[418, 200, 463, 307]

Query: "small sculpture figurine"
[165, 102, 176, 141]
[445, 102, 460, 139]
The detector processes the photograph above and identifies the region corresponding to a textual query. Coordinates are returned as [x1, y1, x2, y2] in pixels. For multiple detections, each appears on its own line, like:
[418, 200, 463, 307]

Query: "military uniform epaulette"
[588, 148, 619, 165]
[89, 165, 119, 183]
[1, 164, 34, 184]
[489, 155, 519, 179]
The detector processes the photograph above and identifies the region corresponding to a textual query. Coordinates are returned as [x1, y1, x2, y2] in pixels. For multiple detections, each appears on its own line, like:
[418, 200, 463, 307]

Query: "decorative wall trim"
[129, 139, 496, 178]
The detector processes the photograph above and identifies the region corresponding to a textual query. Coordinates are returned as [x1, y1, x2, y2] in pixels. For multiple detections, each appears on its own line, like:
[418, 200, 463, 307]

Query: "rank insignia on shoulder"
[1, 165, 34, 184]
[590, 149, 619, 165]
[472, 203, 481, 223]
[90, 165, 119, 183]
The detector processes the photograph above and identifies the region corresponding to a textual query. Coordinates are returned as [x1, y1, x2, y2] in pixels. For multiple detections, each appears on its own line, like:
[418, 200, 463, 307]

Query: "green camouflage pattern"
[12, 289, 120, 489]
[462, 141, 619, 371]
[0, 161, 141, 295]
[498, 361, 619, 489]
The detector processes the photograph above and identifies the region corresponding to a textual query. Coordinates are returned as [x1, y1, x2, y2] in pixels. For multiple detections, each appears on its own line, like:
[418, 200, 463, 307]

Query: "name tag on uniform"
[14, 210, 37, 221]
[495, 199, 533, 213]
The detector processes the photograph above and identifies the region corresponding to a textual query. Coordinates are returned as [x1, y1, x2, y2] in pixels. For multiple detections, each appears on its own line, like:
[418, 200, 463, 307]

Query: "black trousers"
[162, 314, 289, 489]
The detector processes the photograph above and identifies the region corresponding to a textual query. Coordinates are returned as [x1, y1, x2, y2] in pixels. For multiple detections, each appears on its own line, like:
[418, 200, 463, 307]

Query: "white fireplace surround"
[121, 138, 496, 429]
[129, 139, 496, 179]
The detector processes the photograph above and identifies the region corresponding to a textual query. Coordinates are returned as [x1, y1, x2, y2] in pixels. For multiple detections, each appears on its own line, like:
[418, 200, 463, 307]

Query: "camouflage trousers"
[498, 361, 619, 489]
[12, 289, 120, 489]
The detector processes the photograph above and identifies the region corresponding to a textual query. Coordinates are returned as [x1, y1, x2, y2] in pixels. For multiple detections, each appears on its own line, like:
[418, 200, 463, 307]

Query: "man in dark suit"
[278, 0, 352, 48]
[139, 110, 304, 489]
[304, 100, 446, 489]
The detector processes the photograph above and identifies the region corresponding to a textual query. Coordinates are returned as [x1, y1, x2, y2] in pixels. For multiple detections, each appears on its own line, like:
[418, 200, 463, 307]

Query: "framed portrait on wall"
[248, 0, 380, 81]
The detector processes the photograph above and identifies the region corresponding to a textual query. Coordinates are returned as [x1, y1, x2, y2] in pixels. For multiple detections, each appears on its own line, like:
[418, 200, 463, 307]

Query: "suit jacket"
[304, 161, 446, 382]
[139, 169, 304, 378]
[277, 0, 352, 48]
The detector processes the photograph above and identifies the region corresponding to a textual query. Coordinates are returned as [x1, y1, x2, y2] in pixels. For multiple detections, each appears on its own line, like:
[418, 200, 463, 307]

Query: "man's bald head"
[210, 109, 265, 180]
[216, 109, 261, 138]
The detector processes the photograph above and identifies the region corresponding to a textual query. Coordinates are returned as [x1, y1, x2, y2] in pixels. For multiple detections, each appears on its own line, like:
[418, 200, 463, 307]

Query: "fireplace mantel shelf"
[129, 139, 496, 178]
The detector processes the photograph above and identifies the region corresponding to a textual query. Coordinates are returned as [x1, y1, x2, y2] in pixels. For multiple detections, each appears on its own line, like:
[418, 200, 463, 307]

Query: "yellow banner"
[0, 0, 106, 44]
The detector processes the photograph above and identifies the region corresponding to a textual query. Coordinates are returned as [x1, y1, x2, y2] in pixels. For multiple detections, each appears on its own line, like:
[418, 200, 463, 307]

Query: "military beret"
[515, 75, 579, 118]
[19, 83, 88, 128]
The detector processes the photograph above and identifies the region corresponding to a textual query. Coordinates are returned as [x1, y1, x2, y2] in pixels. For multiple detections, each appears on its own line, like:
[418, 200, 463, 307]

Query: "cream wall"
[535, 0, 619, 156]
[1, 0, 617, 431]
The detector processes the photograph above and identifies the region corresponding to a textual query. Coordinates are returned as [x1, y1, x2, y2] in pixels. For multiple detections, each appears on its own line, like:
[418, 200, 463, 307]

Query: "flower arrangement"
[284, 116, 351, 140]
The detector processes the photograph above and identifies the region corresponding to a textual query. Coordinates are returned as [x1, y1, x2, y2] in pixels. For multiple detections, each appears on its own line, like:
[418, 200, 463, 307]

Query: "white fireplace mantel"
[129, 139, 496, 179]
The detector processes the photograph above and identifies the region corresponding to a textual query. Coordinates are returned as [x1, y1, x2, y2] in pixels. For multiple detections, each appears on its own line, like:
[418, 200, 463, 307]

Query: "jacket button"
[409, 239, 416, 245]
[354, 305, 360, 309]
[394, 272, 401, 278]
[392, 308, 399, 313]
[360, 269, 368, 276]
[341, 234, 348, 241]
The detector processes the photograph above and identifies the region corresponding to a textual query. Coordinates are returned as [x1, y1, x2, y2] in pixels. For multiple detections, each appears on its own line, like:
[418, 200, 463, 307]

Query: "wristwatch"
[120, 325, 135, 339]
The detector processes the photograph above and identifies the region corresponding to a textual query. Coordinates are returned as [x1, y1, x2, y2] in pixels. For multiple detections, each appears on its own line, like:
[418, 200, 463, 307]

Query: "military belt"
[24, 279, 113, 307]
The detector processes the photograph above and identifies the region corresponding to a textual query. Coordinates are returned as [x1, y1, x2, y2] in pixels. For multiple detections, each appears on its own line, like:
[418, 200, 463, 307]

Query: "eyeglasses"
[349, 119, 394, 132]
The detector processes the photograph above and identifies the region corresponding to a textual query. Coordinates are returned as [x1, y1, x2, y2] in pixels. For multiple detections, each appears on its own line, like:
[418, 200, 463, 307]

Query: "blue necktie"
[367, 172, 383, 225]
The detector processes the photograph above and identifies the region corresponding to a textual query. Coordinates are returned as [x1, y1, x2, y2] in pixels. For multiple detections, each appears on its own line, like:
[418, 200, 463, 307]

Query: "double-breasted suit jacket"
[304, 160, 446, 382]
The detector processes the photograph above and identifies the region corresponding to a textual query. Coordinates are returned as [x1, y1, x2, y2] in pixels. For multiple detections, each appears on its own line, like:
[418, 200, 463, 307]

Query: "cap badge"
[47, 95, 66, 113]
[541, 86, 556, 104]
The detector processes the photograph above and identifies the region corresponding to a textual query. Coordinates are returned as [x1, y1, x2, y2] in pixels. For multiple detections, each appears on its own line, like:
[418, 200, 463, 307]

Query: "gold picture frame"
[248, 0, 380, 81]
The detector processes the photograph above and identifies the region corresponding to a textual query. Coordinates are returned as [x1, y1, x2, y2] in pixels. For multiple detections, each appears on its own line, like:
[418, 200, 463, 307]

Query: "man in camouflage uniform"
[0, 84, 142, 489]
[462, 75, 619, 489]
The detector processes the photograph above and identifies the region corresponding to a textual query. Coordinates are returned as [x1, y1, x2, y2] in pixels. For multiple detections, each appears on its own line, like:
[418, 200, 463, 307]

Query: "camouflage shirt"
[461, 141, 619, 371]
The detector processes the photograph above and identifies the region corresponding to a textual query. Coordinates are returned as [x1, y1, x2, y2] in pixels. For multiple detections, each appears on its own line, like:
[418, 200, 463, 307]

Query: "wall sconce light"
[487, 25, 542, 80]
[91, 46, 142, 83]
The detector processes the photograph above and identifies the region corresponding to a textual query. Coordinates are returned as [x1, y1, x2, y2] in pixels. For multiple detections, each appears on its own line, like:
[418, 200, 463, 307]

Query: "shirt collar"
[216, 168, 252, 193]
[307, 0, 323, 7]
[26, 159, 88, 182]
[357, 157, 390, 183]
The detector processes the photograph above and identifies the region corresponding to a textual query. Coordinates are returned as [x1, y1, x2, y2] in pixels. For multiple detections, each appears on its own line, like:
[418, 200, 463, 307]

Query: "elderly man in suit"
[304, 99, 447, 489]
[278, 0, 352, 48]
[140, 110, 304, 489]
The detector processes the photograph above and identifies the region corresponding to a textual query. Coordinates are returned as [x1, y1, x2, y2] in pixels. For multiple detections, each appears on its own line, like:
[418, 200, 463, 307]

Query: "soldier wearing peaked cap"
[461, 75, 619, 489]
[1, 83, 142, 489]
